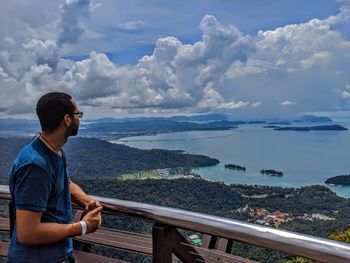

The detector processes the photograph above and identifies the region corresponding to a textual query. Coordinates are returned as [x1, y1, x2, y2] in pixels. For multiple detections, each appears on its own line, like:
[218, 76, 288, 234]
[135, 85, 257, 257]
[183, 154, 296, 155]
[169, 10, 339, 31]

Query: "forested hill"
[0, 137, 219, 178]
[76, 178, 244, 216]
[83, 120, 236, 133]
[76, 178, 350, 229]
[64, 138, 218, 177]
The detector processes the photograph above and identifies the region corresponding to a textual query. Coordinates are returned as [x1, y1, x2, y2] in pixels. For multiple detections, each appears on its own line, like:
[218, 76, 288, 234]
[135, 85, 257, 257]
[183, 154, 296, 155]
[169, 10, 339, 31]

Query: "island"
[267, 122, 291, 125]
[248, 121, 266, 124]
[261, 169, 283, 176]
[225, 164, 246, 171]
[274, 125, 347, 131]
[263, 125, 281, 129]
[0, 117, 237, 139]
[301, 115, 332, 122]
[325, 175, 350, 185]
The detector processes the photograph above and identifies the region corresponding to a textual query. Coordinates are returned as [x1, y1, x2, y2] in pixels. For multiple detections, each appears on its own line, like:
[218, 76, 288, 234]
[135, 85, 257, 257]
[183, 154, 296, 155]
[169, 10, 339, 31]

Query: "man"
[8, 92, 102, 262]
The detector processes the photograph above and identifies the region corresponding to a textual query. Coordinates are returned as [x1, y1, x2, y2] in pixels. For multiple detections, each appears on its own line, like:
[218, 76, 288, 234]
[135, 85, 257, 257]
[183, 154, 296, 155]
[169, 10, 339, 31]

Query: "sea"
[110, 121, 350, 198]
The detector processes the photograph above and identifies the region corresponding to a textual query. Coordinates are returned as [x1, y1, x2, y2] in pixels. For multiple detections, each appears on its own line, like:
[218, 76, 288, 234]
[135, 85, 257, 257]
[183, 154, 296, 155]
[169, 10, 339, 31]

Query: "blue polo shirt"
[8, 137, 73, 263]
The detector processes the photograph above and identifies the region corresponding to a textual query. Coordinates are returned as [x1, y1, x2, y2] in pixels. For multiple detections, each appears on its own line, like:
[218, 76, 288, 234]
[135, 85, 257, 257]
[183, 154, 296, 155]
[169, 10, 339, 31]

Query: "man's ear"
[64, 114, 72, 127]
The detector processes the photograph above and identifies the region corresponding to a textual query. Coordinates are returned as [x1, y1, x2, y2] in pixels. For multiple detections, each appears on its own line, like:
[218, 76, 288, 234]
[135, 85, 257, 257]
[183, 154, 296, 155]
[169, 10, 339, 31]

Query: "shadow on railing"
[1, 184, 350, 263]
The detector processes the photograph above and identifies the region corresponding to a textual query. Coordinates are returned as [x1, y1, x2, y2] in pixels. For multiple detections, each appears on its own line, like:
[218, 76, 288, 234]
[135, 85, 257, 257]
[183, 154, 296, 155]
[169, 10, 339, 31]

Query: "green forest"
[0, 137, 219, 178]
[71, 178, 350, 263]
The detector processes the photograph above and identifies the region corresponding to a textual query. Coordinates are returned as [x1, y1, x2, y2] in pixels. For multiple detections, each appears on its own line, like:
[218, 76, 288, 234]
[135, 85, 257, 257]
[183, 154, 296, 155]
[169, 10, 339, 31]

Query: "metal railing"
[1, 184, 350, 262]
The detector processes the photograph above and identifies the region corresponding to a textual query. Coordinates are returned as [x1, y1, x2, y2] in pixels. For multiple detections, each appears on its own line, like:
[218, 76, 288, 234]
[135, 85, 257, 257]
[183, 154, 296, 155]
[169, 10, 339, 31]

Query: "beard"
[65, 122, 79, 138]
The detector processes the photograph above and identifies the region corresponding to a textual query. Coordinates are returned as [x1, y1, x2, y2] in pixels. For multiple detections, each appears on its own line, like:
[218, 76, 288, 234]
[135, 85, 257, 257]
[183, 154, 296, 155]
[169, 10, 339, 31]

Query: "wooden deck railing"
[1, 184, 350, 262]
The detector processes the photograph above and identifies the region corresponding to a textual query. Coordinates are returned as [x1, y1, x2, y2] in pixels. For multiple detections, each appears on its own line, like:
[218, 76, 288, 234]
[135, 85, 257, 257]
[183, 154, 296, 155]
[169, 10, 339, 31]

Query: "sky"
[0, 0, 350, 119]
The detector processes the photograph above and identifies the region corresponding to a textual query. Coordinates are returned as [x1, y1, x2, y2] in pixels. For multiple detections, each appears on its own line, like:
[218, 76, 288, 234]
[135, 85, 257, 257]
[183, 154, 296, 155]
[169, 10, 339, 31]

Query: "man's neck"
[40, 131, 66, 156]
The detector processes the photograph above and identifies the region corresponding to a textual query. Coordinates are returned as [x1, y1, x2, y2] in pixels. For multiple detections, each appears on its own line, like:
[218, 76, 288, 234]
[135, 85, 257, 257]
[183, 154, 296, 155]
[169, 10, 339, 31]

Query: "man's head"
[36, 92, 81, 136]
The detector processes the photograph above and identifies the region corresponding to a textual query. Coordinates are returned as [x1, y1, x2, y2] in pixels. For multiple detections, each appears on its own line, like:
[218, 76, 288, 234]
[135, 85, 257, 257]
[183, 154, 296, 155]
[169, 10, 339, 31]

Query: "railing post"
[153, 223, 205, 263]
[153, 224, 173, 263]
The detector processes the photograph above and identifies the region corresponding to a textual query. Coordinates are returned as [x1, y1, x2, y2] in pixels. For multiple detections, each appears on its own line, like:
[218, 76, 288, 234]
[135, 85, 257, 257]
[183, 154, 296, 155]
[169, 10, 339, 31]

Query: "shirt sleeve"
[14, 164, 53, 212]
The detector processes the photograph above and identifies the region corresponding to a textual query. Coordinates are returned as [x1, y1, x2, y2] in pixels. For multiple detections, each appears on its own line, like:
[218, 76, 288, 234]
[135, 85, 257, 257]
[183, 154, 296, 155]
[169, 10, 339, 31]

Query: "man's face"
[66, 99, 80, 137]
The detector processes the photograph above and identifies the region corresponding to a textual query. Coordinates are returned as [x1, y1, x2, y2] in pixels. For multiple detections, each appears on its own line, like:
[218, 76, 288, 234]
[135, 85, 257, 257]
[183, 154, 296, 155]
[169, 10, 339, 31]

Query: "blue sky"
[0, 0, 350, 119]
[66, 0, 343, 64]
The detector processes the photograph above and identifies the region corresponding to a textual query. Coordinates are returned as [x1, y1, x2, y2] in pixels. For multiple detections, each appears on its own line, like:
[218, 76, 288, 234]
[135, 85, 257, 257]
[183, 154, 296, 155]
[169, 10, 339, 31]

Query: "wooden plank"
[202, 234, 217, 249]
[0, 218, 9, 231]
[0, 242, 9, 256]
[194, 246, 258, 263]
[202, 234, 212, 248]
[217, 238, 233, 253]
[0, 215, 152, 255]
[74, 228, 153, 255]
[74, 250, 129, 263]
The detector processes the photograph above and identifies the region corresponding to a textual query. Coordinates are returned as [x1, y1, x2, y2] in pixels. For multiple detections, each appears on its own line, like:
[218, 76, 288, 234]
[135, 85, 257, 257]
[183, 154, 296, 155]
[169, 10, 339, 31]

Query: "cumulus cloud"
[253, 17, 349, 75]
[225, 59, 272, 79]
[23, 39, 60, 69]
[198, 84, 249, 110]
[1, 1, 350, 118]
[57, 0, 94, 46]
[224, 5, 350, 115]
[299, 51, 332, 69]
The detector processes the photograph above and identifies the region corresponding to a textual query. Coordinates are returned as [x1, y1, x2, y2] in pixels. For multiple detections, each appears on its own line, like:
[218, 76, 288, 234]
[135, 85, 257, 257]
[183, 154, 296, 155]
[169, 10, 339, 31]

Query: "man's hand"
[82, 206, 103, 234]
[85, 199, 102, 212]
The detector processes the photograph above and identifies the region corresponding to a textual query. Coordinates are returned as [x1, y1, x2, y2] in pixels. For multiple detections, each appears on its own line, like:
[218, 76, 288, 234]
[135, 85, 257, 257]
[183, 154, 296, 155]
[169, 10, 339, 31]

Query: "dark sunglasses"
[72, 111, 83, 118]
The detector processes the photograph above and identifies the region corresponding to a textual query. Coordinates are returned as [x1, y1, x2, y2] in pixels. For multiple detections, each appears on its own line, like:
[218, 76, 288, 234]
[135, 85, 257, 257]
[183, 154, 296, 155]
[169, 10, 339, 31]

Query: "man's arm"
[16, 207, 102, 244]
[13, 165, 102, 245]
[70, 179, 102, 211]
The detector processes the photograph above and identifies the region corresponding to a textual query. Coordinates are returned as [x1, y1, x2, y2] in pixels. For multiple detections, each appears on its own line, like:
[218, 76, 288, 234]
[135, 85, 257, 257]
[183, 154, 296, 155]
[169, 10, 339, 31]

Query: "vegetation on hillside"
[72, 178, 350, 263]
[0, 137, 219, 178]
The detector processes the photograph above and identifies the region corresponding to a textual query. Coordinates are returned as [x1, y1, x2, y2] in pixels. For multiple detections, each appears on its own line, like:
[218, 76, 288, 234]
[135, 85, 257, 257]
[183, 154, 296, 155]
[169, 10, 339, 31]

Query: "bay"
[110, 122, 350, 198]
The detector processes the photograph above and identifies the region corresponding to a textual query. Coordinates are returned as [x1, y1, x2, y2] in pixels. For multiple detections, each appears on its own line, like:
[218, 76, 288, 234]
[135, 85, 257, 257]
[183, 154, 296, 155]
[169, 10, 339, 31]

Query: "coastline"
[2, 122, 350, 199]
[110, 126, 350, 198]
[193, 165, 350, 198]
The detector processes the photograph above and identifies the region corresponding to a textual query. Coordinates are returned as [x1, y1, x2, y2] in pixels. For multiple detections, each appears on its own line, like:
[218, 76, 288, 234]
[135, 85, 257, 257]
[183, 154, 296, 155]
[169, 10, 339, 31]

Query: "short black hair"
[36, 92, 74, 132]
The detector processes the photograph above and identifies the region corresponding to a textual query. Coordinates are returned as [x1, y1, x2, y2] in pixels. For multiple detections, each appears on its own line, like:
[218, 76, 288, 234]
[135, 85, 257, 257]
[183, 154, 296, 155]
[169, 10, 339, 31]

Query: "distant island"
[267, 121, 291, 125]
[247, 121, 266, 124]
[273, 125, 347, 131]
[86, 113, 230, 123]
[299, 115, 332, 122]
[325, 175, 350, 185]
[82, 120, 237, 134]
[0, 116, 236, 136]
[261, 169, 283, 176]
[225, 164, 246, 171]
[263, 125, 281, 129]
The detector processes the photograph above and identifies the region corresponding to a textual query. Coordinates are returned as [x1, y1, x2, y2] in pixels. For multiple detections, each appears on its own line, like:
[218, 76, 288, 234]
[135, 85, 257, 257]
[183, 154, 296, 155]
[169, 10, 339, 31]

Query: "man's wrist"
[70, 222, 82, 236]
[79, 220, 87, 235]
